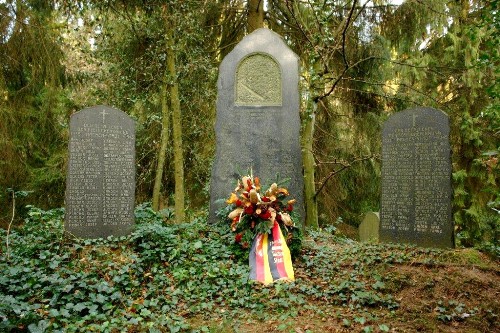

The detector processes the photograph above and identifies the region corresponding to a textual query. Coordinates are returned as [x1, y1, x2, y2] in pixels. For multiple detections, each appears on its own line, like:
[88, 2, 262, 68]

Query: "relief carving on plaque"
[235, 53, 282, 106]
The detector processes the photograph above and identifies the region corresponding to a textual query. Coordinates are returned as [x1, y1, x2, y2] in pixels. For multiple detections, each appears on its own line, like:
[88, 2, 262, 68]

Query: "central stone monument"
[209, 28, 304, 224]
[65, 106, 136, 238]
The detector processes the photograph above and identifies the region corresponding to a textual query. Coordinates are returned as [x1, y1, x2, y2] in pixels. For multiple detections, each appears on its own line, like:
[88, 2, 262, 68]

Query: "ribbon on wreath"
[249, 221, 295, 285]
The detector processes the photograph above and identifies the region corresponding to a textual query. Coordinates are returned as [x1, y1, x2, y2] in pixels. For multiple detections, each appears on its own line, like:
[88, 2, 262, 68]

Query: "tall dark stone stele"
[380, 107, 453, 248]
[65, 106, 136, 238]
[209, 28, 304, 223]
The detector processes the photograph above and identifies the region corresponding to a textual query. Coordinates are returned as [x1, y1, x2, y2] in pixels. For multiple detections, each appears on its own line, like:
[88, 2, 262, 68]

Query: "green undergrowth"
[0, 205, 498, 332]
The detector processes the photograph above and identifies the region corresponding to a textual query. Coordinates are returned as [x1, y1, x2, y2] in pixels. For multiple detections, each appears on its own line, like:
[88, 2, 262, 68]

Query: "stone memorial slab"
[209, 28, 304, 224]
[65, 106, 135, 238]
[380, 107, 453, 248]
[359, 212, 379, 242]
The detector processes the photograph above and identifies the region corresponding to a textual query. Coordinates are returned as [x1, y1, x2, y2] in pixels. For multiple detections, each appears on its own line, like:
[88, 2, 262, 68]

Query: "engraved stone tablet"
[209, 28, 304, 224]
[65, 106, 135, 238]
[380, 107, 453, 248]
[359, 212, 379, 242]
[236, 53, 282, 106]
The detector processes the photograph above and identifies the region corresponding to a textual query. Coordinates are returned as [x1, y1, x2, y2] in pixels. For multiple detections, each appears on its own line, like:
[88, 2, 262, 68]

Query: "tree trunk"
[302, 105, 319, 229]
[152, 82, 170, 211]
[247, 0, 264, 32]
[166, 28, 185, 223]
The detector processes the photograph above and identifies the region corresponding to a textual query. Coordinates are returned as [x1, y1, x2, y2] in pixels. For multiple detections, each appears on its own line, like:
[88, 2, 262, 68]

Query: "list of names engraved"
[65, 106, 135, 238]
[380, 108, 453, 248]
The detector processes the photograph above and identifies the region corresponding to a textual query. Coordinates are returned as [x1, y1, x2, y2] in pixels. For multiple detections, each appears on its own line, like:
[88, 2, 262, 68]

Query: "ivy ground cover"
[1, 205, 498, 332]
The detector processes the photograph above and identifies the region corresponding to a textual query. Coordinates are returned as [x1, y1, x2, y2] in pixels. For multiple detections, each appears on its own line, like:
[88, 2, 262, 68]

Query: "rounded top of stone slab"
[70, 105, 135, 126]
[221, 28, 298, 67]
[383, 107, 448, 133]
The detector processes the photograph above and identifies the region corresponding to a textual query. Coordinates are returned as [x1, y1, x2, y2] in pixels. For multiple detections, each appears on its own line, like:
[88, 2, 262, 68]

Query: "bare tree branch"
[315, 154, 378, 197]
[342, 0, 357, 68]
[344, 77, 448, 108]
[313, 56, 375, 102]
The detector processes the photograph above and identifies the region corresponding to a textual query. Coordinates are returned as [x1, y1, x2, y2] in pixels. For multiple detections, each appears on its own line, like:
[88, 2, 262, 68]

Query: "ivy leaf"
[140, 308, 152, 317]
[27, 320, 49, 333]
[60, 308, 71, 318]
[95, 294, 107, 304]
[372, 281, 385, 290]
[73, 303, 87, 312]
[379, 324, 390, 332]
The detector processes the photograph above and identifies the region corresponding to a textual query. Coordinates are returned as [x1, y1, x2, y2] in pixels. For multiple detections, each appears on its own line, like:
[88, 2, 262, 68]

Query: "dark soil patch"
[192, 249, 499, 333]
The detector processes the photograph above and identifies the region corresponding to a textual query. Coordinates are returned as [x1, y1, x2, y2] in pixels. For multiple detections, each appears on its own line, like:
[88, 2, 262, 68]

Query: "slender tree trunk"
[302, 105, 318, 229]
[166, 27, 185, 223]
[247, 0, 264, 32]
[152, 82, 170, 211]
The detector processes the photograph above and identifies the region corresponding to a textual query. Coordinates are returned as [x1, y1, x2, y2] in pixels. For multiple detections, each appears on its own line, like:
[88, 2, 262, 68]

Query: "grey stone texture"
[380, 107, 454, 248]
[65, 106, 135, 238]
[359, 212, 380, 242]
[209, 28, 304, 224]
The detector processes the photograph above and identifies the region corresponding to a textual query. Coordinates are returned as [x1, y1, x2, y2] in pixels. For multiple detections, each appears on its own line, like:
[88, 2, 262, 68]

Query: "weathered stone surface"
[380, 107, 453, 248]
[236, 53, 282, 106]
[209, 28, 304, 224]
[359, 212, 380, 242]
[65, 106, 135, 238]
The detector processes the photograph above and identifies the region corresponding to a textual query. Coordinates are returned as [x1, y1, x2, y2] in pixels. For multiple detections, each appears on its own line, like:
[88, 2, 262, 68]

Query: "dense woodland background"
[0, 0, 498, 248]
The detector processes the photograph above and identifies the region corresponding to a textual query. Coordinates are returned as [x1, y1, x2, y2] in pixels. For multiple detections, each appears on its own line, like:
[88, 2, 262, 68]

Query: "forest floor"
[199, 250, 499, 333]
[1, 207, 498, 333]
[189, 235, 499, 333]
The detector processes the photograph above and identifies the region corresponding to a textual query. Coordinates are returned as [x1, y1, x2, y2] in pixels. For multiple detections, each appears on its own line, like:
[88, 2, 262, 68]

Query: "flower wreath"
[225, 174, 300, 252]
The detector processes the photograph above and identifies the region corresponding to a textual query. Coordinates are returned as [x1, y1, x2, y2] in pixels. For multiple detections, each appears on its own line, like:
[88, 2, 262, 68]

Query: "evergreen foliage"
[0, 1, 72, 221]
[267, 0, 498, 246]
[0, 1, 497, 246]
